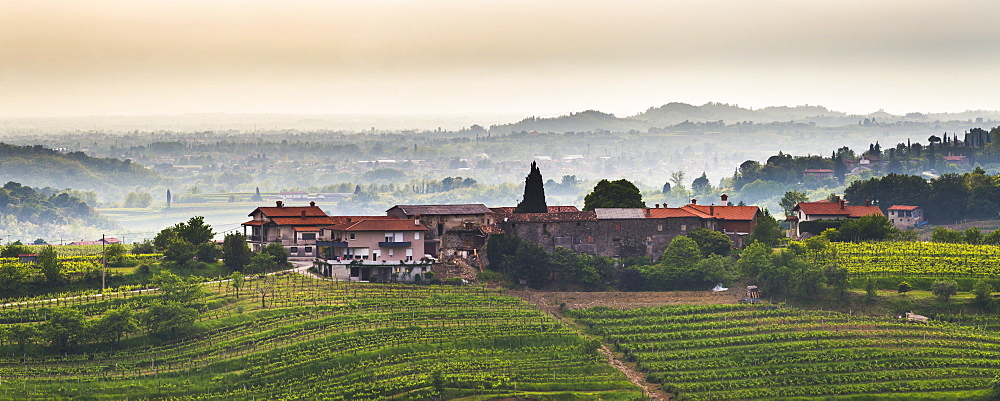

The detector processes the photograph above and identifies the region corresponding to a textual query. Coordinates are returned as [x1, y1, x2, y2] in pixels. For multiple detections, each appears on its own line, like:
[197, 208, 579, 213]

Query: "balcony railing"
[317, 240, 348, 247]
[378, 241, 411, 247]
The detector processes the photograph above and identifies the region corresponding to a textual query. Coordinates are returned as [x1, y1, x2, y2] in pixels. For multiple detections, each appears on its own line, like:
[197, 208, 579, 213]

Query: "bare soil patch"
[509, 290, 740, 314]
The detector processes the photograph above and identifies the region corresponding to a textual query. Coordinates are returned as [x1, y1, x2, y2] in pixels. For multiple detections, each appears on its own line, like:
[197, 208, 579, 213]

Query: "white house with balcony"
[242, 201, 332, 258]
[314, 218, 431, 282]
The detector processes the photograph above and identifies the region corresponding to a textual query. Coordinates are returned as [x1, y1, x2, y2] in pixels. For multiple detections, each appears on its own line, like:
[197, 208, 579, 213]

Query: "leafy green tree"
[123, 191, 152, 208]
[984, 229, 1000, 245]
[898, 281, 912, 293]
[583, 179, 645, 210]
[151, 271, 203, 304]
[105, 243, 127, 263]
[0, 263, 29, 296]
[196, 243, 222, 263]
[94, 307, 137, 344]
[0, 242, 32, 258]
[247, 253, 278, 274]
[697, 254, 737, 286]
[824, 265, 850, 299]
[930, 227, 965, 243]
[748, 209, 783, 246]
[229, 272, 245, 299]
[737, 242, 773, 280]
[691, 172, 711, 192]
[153, 216, 215, 251]
[931, 280, 958, 302]
[261, 243, 289, 267]
[514, 161, 548, 213]
[131, 239, 156, 254]
[779, 190, 809, 216]
[836, 214, 898, 242]
[964, 227, 984, 244]
[41, 308, 86, 351]
[927, 173, 969, 223]
[642, 236, 702, 290]
[510, 240, 550, 289]
[163, 237, 197, 265]
[222, 233, 252, 271]
[972, 279, 994, 310]
[37, 245, 63, 283]
[686, 228, 733, 257]
[864, 278, 878, 302]
[143, 301, 199, 338]
[8, 324, 38, 351]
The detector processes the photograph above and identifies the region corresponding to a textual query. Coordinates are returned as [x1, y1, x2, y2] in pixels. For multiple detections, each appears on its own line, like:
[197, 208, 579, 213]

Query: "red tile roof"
[250, 205, 327, 218]
[794, 201, 884, 217]
[888, 205, 920, 211]
[328, 219, 428, 232]
[270, 216, 337, 226]
[480, 225, 506, 235]
[328, 215, 398, 225]
[292, 226, 320, 232]
[241, 220, 265, 226]
[645, 208, 701, 218]
[681, 205, 761, 221]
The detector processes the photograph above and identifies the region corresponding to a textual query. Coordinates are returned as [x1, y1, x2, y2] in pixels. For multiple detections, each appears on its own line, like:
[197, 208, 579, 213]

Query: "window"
[349, 232, 356, 240]
[657, 224, 663, 232]
[302, 233, 316, 240]
[406, 248, 414, 261]
[615, 223, 621, 231]
[290, 247, 298, 253]
[681, 225, 687, 231]
[414, 232, 420, 240]
[385, 233, 394, 242]
[305, 247, 312, 253]
[388, 249, 394, 257]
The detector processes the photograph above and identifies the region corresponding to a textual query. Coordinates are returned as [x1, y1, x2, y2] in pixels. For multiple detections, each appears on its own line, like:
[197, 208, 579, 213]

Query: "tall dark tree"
[166, 189, 172, 208]
[514, 161, 547, 213]
[691, 172, 711, 191]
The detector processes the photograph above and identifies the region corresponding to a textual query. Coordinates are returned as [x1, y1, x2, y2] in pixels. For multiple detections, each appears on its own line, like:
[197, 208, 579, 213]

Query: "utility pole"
[102, 234, 107, 292]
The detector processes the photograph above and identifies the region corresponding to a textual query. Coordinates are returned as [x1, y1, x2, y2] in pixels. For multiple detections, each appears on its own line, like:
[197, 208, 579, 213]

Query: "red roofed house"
[887, 205, 924, 229]
[787, 196, 885, 238]
[942, 154, 969, 166]
[802, 169, 834, 180]
[314, 218, 430, 282]
[242, 200, 333, 257]
[68, 237, 122, 246]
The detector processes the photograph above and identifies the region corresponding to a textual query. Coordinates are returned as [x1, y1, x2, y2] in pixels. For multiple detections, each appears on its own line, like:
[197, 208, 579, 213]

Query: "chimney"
[720, 194, 729, 205]
[840, 199, 846, 209]
[644, 208, 651, 217]
[276, 200, 284, 208]
[415, 214, 421, 226]
[865, 199, 871, 206]
[710, 205, 715, 216]
[309, 201, 316, 207]
[655, 204, 660, 208]
[832, 195, 840, 203]
[691, 198, 697, 205]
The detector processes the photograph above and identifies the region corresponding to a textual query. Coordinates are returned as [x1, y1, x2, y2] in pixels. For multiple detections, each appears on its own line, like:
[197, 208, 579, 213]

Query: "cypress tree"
[514, 161, 547, 213]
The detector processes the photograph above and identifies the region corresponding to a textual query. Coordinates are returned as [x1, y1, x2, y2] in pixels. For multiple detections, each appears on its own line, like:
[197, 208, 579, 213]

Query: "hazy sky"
[3, 0, 1000, 118]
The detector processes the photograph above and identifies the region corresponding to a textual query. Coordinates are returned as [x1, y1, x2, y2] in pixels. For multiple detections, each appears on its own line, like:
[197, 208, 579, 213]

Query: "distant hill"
[0, 143, 161, 192]
[0, 181, 115, 242]
[489, 102, 1000, 133]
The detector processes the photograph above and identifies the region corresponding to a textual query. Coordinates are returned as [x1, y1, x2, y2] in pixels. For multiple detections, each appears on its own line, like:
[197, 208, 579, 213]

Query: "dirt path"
[598, 344, 669, 400]
[507, 290, 721, 400]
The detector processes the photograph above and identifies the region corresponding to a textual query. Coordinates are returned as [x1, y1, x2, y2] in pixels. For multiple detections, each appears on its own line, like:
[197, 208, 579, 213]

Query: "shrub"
[897, 281, 911, 293]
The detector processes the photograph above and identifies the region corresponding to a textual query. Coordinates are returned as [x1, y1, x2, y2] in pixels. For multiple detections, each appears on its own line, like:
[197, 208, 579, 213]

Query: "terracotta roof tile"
[328, 215, 398, 225]
[480, 225, 506, 234]
[328, 219, 428, 231]
[269, 216, 337, 226]
[794, 201, 884, 217]
[888, 205, 920, 211]
[250, 206, 327, 218]
[681, 205, 761, 221]
[645, 208, 701, 218]
[292, 226, 320, 232]
[242, 220, 265, 226]
[490, 206, 580, 214]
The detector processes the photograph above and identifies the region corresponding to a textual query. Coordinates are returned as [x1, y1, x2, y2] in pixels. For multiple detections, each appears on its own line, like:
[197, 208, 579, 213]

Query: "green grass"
[0, 275, 643, 400]
[572, 304, 1000, 400]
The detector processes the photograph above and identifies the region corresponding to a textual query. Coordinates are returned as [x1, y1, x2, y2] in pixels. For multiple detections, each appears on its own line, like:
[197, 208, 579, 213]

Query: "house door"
[361, 267, 372, 281]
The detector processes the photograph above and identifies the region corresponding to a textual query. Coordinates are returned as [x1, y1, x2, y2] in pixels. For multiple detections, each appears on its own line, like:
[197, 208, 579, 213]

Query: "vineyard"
[574, 304, 1000, 400]
[0, 274, 643, 400]
[820, 241, 1000, 277]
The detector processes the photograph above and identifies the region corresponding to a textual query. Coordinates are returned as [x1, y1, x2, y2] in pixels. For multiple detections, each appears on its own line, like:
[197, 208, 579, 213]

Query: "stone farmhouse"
[887, 205, 925, 229]
[243, 195, 762, 281]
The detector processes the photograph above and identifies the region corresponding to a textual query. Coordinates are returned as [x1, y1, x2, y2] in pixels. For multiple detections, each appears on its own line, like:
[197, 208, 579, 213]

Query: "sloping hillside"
[0, 143, 161, 191]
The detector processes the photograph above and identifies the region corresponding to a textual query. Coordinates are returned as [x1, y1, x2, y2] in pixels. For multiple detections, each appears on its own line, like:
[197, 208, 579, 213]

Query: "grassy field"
[572, 304, 1000, 400]
[0, 274, 643, 400]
